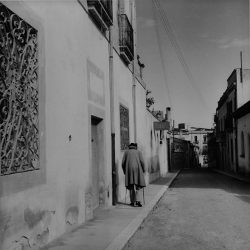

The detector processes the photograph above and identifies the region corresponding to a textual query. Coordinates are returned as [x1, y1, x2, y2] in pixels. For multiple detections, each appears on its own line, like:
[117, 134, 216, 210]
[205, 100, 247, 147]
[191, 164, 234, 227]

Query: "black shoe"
[130, 202, 136, 207]
[136, 201, 142, 207]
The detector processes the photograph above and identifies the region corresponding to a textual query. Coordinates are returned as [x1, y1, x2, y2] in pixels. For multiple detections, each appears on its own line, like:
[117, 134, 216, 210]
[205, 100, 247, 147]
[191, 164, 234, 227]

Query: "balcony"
[87, 0, 113, 31]
[119, 14, 134, 64]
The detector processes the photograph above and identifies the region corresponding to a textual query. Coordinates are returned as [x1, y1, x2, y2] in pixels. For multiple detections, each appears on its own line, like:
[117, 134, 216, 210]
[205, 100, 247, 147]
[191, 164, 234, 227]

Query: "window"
[120, 105, 129, 150]
[241, 131, 245, 157]
[194, 136, 198, 144]
[0, 3, 39, 175]
[118, 13, 134, 64]
[203, 135, 207, 143]
[87, 0, 113, 33]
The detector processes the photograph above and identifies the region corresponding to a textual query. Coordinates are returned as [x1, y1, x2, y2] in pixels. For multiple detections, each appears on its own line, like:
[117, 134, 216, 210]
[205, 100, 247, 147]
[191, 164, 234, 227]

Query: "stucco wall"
[0, 1, 112, 249]
[144, 111, 168, 183]
[237, 69, 250, 108]
[237, 114, 250, 173]
[113, 51, 134, 201]
[0, 1, 169, 249]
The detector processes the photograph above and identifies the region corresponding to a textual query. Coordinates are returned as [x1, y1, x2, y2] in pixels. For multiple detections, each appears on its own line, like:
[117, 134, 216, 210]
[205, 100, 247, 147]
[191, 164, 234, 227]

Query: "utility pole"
[240, 51, 243, 83]
[171, 119, 175, 171]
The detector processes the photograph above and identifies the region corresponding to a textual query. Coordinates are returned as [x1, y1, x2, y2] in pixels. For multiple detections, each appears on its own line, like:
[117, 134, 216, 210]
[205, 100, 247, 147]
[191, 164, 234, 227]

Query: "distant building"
[173, 126, 213, 167]
[233, 69, 250, 174]
[215, 68, 250, 175]
[215, 69, 238, 172]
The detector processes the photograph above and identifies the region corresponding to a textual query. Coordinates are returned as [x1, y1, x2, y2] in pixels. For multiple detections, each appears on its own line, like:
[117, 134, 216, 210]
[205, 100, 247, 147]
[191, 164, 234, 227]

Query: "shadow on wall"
[0, 206, 56, 250]
[148, 155, 160, 174]
[0, 209, 10, 250]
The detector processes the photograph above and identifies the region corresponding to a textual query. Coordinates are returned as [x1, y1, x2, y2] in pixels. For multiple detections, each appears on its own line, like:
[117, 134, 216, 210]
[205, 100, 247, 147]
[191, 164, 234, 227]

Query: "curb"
[212, 169, 250, 183]
[104, 170, 181, 250]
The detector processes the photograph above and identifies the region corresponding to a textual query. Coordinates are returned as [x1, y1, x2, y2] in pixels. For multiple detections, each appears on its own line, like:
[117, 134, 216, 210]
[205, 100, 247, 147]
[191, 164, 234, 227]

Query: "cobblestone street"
[124, 169, 250, 250]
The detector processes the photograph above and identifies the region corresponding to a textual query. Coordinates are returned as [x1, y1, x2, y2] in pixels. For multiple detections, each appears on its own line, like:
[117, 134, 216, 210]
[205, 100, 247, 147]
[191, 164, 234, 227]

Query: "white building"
[233, 69, 250, 174]
[0, 1, 169, 249]
[215, 68, 250, 175]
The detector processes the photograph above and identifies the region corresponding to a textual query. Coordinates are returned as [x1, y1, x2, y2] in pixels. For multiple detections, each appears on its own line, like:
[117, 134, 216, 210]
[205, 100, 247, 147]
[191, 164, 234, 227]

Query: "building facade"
[0, 1, 170, 249]
[173, 126, 213, 167]
[215, 70, 237, 172]
[234, 69, 250, 174]
[215, 68, 250, 175]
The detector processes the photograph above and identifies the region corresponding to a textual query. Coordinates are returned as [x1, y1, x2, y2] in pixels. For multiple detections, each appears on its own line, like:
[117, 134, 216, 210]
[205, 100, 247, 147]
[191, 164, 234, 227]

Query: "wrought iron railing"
[119, 14, 134, 63]
[0, 3, 39, 175]
[87, 0, 113, 29]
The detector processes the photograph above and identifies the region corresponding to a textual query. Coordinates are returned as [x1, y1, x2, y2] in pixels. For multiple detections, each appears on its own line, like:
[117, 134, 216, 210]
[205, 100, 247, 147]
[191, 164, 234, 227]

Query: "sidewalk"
[40, 171, 180, 250]
[212, 168, 250, 183]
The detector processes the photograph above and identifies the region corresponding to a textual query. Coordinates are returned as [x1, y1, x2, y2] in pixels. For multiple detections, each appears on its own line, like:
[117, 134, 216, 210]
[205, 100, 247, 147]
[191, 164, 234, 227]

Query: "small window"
[203, 135, 207, 143]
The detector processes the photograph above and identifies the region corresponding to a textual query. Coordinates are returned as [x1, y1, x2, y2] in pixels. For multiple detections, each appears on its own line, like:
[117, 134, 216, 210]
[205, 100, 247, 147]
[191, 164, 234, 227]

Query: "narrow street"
[123, 169, 250, 250]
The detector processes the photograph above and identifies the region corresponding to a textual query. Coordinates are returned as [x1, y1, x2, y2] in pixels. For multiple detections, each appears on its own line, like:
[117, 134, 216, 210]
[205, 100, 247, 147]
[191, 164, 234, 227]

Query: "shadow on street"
[170, 168, 250, 204]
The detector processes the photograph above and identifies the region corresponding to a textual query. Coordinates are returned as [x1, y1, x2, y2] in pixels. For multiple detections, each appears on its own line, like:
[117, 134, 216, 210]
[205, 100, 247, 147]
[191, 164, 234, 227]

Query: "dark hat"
[128, 143, 137, 149]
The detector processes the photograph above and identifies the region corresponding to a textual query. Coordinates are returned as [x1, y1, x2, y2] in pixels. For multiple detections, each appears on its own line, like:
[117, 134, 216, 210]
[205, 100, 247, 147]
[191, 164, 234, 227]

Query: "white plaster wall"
[237, 69, 250, 108]
[144, 111, 168, 184]
[0, 1, 112, 249]
[237, 114, 250, 173]
[135, 79, 147, 159]
[113, 51, 134, 201]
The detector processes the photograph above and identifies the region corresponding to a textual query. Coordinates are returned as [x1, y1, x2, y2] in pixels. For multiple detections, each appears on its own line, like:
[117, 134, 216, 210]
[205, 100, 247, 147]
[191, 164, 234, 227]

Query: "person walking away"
[122, 143, 146, 207]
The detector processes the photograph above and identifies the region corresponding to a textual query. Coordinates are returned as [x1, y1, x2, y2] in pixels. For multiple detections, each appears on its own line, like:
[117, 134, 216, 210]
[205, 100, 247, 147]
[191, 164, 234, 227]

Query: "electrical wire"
[151, 0, 172, 107]
[152, 0, 207, 109]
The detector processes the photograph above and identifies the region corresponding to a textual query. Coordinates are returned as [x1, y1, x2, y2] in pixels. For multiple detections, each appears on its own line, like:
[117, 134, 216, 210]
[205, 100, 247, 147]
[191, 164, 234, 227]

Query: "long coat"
[122, 148, 146, 189]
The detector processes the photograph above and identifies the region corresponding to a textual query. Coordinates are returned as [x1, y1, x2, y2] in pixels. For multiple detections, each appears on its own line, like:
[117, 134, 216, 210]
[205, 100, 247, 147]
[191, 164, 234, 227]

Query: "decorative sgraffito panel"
[0, 3, 39, 175]
[120, 105, 129, 150]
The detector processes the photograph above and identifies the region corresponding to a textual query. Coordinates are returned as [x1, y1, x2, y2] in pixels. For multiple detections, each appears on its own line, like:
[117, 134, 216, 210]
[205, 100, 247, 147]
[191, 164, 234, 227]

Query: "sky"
[136, 0, 250, 128]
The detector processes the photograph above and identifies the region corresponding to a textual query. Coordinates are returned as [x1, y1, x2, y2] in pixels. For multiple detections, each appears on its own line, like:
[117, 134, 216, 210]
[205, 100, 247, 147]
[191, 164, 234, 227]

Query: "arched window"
[241, 131, 245, 157]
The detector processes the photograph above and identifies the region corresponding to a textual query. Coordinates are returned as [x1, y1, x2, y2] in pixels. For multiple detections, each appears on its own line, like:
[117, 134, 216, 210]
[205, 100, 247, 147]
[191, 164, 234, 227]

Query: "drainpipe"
[132, 65, 136, 143]
[235, 78, 238, 173]
[132, 0, 137, 143]
[109, 26, 116, 205]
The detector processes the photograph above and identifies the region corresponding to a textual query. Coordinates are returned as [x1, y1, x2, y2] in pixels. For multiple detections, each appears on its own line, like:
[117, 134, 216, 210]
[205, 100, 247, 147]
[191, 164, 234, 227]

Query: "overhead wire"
[152, 0, 207, 109]
[151, 0, 172, 107]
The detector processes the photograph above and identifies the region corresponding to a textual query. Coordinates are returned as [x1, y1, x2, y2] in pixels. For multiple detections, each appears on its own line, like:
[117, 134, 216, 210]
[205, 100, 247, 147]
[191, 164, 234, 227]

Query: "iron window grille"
[0, 3, 39, 175]
[120, 105, 129, 150]
[87, 0, 113, 31]
[119, 14, 134, 64]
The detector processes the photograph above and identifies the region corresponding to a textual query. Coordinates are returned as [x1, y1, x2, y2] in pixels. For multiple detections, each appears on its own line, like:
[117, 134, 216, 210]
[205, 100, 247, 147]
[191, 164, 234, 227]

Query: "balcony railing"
[119, 14, 134, 63]
[87, 0, 113, 30]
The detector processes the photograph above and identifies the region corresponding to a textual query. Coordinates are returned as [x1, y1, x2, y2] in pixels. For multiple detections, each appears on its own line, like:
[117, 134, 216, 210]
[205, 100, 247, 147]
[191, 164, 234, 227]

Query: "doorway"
[91, 116, 103, 210]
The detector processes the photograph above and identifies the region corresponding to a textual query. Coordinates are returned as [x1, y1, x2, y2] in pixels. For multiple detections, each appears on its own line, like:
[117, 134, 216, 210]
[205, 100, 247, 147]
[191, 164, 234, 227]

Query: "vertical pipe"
[240, 51, 243, 83]
[132, 72, 136, 143]
[132, 0, 137, 143]
[234, 82, 238, 173]
[171, 119, 175, 171]
[109, 26, 116, 205]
